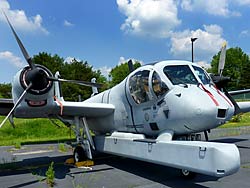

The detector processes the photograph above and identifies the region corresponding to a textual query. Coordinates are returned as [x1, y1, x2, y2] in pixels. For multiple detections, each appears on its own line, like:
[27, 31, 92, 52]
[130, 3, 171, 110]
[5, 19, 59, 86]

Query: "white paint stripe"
[13, 150, 53, 156]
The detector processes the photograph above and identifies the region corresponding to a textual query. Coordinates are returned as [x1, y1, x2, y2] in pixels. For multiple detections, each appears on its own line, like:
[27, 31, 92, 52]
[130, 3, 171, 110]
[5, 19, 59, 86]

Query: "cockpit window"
[163, 65, 198, 85]
[152, 71, 169, 97]
[192, 66, 211, 85]
[129, 70, 150, 104]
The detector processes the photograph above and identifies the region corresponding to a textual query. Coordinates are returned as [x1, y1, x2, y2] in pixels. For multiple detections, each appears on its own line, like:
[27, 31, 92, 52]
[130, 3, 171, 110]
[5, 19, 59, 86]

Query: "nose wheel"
[73, 146, 86, 163]
[180, 169, 196, 179]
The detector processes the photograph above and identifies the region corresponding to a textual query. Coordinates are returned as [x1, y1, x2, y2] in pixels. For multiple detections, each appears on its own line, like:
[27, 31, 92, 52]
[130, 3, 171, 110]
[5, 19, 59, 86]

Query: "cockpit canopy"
[129, 70, 168, 104]
[127, 61, 212, 104]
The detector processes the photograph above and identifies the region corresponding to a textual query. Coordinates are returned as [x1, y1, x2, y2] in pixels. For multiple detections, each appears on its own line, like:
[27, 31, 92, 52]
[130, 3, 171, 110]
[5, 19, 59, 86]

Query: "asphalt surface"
[0, 134, 250, 188]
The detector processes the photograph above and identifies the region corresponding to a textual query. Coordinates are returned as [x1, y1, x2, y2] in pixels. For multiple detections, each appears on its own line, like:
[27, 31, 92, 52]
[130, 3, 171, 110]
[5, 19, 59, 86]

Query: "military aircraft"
[1, 12, 250, 178]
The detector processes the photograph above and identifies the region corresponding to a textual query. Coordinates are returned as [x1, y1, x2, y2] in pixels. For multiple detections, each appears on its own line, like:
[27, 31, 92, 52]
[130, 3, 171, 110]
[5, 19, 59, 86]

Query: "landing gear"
[71, 117, 95, 162]
[180, 169, 196, 179]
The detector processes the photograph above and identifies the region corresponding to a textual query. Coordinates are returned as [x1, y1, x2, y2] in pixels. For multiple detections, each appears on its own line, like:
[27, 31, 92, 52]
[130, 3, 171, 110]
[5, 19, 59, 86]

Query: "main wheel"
[73, 146, 85, 163]
[180, 169, 196, 179]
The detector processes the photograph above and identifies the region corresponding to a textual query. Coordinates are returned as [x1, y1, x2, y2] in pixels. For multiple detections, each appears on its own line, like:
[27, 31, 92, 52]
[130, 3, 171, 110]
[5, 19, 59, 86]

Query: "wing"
[236, 101, 250, 113]
[57, 101, 115, 117]
[0, 98, 14, 116]
[229, 89, 250, 95]
[228, 89, 250, 113]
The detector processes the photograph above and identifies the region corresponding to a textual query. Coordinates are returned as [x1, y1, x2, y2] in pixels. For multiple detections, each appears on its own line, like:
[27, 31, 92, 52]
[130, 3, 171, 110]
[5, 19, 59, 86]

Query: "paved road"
[0, 135, 250, 188]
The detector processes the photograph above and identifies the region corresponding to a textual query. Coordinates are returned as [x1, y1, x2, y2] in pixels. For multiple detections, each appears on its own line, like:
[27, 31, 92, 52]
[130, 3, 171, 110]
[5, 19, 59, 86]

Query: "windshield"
[192, 66, 211, 85]
[164, 65, 198, 85]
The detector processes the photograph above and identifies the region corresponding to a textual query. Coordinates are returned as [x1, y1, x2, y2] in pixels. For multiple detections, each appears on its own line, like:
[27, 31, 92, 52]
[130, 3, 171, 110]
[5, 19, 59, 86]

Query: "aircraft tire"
[180, 169, 196, 179]
[73, 146, 85, 162]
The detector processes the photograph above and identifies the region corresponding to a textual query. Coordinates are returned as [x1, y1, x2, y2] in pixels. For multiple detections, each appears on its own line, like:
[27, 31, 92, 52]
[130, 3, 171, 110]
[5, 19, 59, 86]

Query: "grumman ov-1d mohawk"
[1, 12, 250, 179]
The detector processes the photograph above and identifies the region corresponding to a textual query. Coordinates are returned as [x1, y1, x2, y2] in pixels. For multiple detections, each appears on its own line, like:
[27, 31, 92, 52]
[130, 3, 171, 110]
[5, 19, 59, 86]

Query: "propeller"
[3, 11, 35, 70]
[0, 12, 102, 128]
[211, 42, 241, 115]
[3, 11, 102, 88]
[0, 83, 32, 128]
[218, 42, 227, 77]
[48, 77, 102, 88]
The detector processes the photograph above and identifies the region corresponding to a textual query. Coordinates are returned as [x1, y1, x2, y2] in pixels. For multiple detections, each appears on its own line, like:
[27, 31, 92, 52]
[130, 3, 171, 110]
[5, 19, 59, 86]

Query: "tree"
[109, 61, 141, 87]
[210, 47, 250, 90]
[238, 62, 250, 89]
[33, 52, 64, 74]
[0, 83, 11, 98]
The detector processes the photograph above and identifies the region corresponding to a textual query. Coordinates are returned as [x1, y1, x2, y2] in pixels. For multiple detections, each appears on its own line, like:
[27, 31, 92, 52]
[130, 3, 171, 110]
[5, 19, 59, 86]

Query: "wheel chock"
[64, 158, 94, 167]
[75, 160, 94, 167]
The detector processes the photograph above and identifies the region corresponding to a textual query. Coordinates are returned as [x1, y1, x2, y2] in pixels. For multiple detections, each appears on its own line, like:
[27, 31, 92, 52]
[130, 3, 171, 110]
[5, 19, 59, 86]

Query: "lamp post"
[191, 37, 198, 62]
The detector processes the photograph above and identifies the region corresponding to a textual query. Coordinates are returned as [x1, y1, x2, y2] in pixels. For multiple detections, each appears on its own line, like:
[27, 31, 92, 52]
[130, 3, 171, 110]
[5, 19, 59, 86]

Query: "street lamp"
[191, 37, 198, 62]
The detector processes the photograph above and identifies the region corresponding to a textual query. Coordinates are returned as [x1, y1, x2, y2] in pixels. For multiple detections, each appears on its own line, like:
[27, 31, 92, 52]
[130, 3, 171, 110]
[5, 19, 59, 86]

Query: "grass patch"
[220, 112, 250, 128]
[0, 116, 75, 146]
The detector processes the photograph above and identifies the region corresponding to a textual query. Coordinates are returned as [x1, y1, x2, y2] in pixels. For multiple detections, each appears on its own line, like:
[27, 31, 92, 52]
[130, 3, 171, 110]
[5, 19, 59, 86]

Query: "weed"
[58, 143, 66, 152]
[242, 164, 250, 169]
[14, 142, 21, 149]
[229, 114, 242, 123]
[46, 162, 55, 187]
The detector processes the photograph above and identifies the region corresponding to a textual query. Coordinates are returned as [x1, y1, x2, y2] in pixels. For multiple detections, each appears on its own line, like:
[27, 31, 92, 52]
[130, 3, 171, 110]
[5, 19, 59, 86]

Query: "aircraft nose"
[180, 85, 234, 132]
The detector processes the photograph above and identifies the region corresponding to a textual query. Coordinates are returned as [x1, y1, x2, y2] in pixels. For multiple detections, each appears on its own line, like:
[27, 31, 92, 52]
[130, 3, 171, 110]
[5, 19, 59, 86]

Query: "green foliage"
[221, 112, 250, 128]
[109, 61, 141, 87]
[14, 142, 21, 149]
[210, 47, 250, 90]
[0, 116, 73, 146]
[0, 83, 11, 98]
[229, 114, 242, 123]
[46, 161, 55, 187]
[58, 143, 66, 152]
[32, 52, 106, 101]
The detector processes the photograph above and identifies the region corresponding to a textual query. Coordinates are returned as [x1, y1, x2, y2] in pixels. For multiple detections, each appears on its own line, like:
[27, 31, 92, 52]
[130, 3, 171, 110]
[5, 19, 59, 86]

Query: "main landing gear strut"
[72, 116, 95, 163]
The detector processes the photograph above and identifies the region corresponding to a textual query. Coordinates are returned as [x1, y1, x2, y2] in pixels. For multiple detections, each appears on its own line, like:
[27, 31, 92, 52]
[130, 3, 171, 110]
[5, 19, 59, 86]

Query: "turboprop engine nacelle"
[12, 65, 57, 118]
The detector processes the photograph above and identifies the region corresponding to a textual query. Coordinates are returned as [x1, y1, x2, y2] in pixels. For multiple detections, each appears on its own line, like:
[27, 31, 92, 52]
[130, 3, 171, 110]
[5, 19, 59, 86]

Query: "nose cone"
[168, 85, 234, 134]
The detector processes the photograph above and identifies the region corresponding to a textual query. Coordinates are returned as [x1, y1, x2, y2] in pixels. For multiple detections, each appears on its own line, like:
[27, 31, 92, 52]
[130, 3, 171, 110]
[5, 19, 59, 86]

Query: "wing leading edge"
[228, 89, 250, 113]
[56, 101, 115, 117]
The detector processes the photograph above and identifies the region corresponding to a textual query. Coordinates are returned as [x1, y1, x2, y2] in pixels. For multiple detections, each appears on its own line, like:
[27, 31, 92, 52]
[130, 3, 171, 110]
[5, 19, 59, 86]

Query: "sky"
[0, 0, 250, 83]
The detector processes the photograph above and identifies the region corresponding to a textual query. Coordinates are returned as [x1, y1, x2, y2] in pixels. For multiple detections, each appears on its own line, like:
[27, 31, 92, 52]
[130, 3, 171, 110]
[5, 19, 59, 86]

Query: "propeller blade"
[218, 42, 227, 77]
[223, 87, 241, 115]
[48, 77, 103, 88]
[3, 11, 35, 69]
[0, 83, 32, 128]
